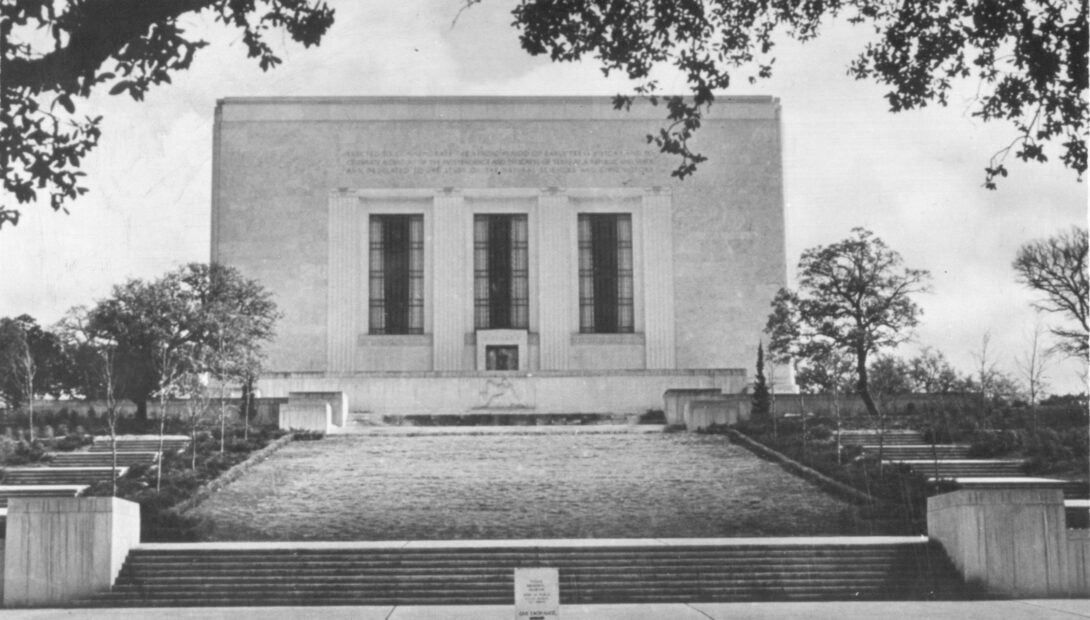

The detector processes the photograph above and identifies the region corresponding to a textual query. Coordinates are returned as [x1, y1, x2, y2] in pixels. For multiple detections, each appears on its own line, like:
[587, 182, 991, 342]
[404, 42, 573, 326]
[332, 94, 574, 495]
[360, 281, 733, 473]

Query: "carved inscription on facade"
[342, 149, 657, 176]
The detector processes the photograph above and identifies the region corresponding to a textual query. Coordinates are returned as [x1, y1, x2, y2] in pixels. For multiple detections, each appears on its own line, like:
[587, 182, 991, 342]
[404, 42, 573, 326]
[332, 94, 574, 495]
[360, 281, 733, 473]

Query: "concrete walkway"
[6, 600, 1089, 619]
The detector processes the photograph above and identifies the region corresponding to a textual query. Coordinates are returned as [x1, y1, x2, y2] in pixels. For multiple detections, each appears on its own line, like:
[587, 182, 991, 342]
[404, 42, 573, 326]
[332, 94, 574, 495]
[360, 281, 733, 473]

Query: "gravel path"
[189, 432, 864, 540]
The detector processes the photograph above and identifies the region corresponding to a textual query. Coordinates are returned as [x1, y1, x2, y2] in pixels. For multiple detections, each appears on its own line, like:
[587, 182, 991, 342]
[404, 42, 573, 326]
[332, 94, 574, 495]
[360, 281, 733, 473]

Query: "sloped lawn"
[188, 432, 883, 540]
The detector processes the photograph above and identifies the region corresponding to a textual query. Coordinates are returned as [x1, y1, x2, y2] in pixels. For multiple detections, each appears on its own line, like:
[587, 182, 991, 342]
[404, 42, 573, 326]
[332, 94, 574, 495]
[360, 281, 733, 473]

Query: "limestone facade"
[211, 97, 786, 413]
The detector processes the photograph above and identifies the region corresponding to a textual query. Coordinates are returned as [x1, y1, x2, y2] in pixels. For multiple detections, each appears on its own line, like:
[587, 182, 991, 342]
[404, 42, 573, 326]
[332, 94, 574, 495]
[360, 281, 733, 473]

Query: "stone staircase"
[86, 538, 970, 607]
[0, 436, 188, 530]
[844, 429, 1086, 504]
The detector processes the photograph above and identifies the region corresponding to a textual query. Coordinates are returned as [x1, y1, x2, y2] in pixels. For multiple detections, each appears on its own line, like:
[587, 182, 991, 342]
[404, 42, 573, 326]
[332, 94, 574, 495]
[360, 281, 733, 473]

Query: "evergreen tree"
[752, 342, 771, 421]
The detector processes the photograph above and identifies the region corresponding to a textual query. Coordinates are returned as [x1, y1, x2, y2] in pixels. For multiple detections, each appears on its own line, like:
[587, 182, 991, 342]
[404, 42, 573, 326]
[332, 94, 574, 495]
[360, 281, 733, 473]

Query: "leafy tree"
[1013, 226, 1089, 358]
[509, 0, 1087, 187]
[906, 347, 969, 394]
[83, 263, 279, 421]
[751, 342, 771, 421]
[2, 0, 335, 227]
[866, 355, 912, 399]
[766, 228, 930, 417]
[0, 315, 71, 410]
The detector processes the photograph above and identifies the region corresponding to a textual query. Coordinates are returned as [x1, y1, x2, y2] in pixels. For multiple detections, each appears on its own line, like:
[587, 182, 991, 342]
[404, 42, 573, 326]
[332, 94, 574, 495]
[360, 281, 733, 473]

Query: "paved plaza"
[188, 431, 869, 540]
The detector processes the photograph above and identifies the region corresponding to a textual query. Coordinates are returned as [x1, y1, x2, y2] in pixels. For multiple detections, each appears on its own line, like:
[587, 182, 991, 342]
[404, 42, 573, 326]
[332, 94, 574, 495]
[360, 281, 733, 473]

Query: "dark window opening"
[578, 213, 634, 333]
[369, 214, 424, 334]
[474, 214, 528, 329]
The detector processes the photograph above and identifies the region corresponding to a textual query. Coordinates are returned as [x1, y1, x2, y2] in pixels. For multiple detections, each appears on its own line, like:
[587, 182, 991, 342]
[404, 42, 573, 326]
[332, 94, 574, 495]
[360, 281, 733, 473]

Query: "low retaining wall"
[724, 429, 876, 505]
[260, 370, 745, 416]
[927, 488, 1088, 597]
[172, 433, 295, 515]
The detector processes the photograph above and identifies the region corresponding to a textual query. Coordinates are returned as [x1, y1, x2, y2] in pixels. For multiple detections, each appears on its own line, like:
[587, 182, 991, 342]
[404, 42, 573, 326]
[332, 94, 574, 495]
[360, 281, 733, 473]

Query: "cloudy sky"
[2, 1, 1086, 393]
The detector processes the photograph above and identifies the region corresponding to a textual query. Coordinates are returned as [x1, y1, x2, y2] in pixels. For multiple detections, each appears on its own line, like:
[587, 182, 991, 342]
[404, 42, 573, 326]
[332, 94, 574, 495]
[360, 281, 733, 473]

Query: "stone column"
[536, 192, 573, 370]
[326, 192, 358, 372]
[432, 191, 467, 370]
[642, 190, 676, 369]
[4, 497, 141, 607]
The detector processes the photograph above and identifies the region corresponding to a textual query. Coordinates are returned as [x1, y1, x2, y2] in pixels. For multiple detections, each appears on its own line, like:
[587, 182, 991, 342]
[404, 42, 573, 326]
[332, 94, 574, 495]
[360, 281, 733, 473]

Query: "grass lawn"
[188, 431, 886, 541]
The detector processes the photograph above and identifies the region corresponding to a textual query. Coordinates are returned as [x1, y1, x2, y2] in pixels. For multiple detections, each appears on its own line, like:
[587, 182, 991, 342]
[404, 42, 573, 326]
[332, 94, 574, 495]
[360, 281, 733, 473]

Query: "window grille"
[369, 214, 424, 334]
[578, 213, 633, 333]
[474, 214, 529, 329]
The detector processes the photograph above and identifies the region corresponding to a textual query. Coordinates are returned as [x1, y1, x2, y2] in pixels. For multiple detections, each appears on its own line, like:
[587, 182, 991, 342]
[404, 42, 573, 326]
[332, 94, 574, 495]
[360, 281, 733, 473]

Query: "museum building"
[211, 96, 786, 415]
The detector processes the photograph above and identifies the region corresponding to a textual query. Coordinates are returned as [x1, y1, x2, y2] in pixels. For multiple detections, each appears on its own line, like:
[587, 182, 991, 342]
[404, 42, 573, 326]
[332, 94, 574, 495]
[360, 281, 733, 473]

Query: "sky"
[1, 1, 1087, 393]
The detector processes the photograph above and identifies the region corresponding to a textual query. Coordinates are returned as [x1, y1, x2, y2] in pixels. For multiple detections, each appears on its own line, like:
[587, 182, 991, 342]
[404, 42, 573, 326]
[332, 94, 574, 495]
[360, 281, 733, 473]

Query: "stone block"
[1066, 529, 1090, 596]
[3, 497, 140, 607]
[686, 398, 746, 430]
[663, 389, 722, 425]
[927, 487, 1079, 597]
[287, 392, 346, 426]
[278, 402, 332, 433]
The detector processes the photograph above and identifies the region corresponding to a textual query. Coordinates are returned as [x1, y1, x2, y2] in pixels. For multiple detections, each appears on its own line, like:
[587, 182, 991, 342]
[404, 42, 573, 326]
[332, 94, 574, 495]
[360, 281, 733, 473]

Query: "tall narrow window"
[578, 213, 633, 333]
[474, 214, 529, 329]
[369, 214, 424, 334]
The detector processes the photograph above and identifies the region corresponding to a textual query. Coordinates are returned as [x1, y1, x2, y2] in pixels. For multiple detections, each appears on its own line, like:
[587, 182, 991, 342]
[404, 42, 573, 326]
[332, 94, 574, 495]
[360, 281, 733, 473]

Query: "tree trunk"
[242, 379, 251, 442]
[856, 349, 880, 418]
[134, 399, 148, 421]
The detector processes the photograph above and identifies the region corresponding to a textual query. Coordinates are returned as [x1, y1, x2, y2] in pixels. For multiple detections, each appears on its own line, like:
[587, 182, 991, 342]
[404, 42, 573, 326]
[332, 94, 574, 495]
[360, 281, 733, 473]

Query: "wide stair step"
[864, 445, 971, 459]
[89, 436, 189, 453]
[2, 467, 127, 486]
[887, 460, 1028, 478]
[841, 431, 925, 446]
[0, 485, 87, 508]
[50, 452, 159, 467]
[85, 540, 971, 606]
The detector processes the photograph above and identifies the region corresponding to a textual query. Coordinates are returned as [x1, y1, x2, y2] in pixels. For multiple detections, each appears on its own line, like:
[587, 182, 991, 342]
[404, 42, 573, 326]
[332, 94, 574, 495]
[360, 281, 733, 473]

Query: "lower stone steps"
[86, 538, 971, 606]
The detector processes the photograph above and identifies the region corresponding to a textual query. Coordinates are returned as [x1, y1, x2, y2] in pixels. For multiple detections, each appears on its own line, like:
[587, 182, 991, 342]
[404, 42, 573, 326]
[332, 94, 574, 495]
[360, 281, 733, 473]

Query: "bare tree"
[1014, 226, 1089, 359]
[59, 307, 126, 496]
[973, 332, 999, 402]
[1017, 322, 1053, 429]
[180, 373, 211, 471]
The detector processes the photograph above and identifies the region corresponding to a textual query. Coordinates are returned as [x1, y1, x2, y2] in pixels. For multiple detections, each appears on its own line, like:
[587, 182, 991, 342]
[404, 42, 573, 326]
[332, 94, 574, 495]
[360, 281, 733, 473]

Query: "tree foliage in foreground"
[510, 0, 1087, 187]
[765, 228, 931, 417]
[1, 0, 335, 227]
[1013, 226, 1089, 358]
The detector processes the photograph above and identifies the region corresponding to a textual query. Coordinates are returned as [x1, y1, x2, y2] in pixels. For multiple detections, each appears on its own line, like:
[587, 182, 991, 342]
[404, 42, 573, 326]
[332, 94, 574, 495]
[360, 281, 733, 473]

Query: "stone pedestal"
[3, 497, 141, 607]
[278, 402, 332, 433]
[287, 391, 347, 427]
[928, 488, 1088, 596]
[663, 388, 722, 426]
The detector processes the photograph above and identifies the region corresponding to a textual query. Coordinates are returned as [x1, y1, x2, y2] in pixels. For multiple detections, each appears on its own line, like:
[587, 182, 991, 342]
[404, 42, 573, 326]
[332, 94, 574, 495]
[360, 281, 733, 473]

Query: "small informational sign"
[514, 567, 559, 620]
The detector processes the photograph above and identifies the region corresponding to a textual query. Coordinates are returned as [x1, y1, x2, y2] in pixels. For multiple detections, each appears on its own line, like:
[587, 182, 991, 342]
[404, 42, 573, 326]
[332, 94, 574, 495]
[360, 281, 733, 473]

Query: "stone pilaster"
[642, 190, 676, 369]
[536, 192, 573, 369]
[432, 191, 466, 370]
[326, 192, 358, 372]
